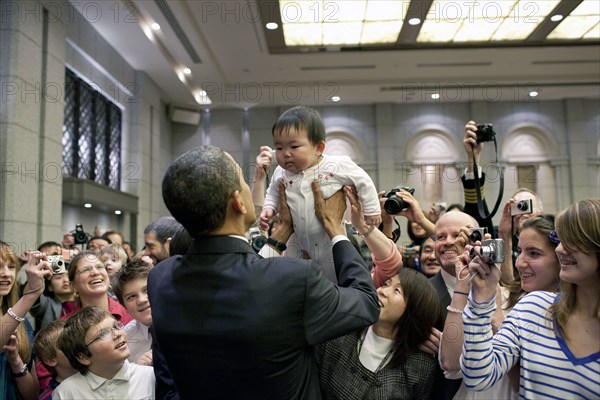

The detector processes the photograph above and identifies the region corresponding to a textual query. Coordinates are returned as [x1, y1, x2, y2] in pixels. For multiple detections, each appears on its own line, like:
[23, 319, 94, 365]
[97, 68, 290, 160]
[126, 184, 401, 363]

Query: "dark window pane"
[62, 68, 122, 190]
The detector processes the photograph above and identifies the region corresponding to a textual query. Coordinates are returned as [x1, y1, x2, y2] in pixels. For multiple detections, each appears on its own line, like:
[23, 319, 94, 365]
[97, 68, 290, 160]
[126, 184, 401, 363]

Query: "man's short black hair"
[162, 145, 241, 238]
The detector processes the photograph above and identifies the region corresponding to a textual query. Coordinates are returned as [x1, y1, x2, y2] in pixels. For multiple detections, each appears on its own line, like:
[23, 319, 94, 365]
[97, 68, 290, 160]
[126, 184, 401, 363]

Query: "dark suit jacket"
[430, 271, 452, 323]
[429, 271, 462, 400]
[148, 236, 379, 400]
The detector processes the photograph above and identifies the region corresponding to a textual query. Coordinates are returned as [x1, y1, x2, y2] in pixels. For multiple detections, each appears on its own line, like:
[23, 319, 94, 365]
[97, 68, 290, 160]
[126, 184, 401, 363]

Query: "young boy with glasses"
[53, 306, 154, 399]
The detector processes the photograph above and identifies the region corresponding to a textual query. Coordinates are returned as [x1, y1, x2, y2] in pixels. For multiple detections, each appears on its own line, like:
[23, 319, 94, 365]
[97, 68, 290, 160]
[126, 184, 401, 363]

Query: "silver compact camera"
[47, 255, 67, 274]
[470, 239, 505, 264]
[511, 199, 533, 216]
[469, 227, 487, 243]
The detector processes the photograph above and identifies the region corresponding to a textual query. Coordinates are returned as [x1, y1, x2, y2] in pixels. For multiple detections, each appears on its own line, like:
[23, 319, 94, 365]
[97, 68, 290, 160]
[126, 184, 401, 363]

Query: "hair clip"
[549, 230, 560, 246]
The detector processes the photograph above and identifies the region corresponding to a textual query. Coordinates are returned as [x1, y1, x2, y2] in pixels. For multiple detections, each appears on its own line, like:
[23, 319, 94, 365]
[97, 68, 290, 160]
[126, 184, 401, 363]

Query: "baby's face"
[101, 255, 123, 277]
[273, 127, 323, 174]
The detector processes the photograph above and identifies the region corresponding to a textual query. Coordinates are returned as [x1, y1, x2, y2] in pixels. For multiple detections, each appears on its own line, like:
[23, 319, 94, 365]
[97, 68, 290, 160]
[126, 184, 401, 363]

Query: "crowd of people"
[0, 108, 598, 400]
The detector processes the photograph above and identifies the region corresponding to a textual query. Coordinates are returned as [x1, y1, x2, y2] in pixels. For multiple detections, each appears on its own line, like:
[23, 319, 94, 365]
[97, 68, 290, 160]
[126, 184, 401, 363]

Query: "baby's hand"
[260, 208, 274, 231]
[365, 215, 382, 227]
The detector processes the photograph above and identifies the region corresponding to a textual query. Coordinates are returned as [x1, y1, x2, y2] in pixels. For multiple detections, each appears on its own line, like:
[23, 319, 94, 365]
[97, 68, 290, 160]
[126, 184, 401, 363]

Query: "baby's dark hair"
[271, 106, 325, 145]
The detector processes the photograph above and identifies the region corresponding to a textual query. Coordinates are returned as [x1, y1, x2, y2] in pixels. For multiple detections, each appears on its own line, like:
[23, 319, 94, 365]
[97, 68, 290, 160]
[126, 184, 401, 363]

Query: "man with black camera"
[463, 120, 545, 284]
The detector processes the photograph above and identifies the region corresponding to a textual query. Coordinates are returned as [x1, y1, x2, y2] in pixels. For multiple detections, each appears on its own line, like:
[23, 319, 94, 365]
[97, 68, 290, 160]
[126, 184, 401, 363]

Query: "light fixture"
[408, 18, 421, 26]
[266, 22, 278, 30]
[114, 210, 122, 215]
[550, 14, 563, 22]
[331, 95, 341, 102]
[548, 0, 600, 39]
[195, 89, 212, 105]
[84, 203, 92, 208]
[151, 22, 161, 31]
[431, 93, 440, 99]
[183, 67, 192, 75]
[279, 0, 406, 46]
[529, 91, 539, 97]
[418, 0, 561, 42]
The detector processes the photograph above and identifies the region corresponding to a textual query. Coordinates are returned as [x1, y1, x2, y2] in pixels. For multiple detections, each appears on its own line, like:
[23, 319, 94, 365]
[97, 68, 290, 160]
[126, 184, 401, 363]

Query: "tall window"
[62, 68, 122, 190]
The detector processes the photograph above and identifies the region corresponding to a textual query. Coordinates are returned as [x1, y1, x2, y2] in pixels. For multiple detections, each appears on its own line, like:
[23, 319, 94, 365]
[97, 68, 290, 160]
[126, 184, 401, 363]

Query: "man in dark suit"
[148, 145, 380, 400]
[429, 210, 479, 400]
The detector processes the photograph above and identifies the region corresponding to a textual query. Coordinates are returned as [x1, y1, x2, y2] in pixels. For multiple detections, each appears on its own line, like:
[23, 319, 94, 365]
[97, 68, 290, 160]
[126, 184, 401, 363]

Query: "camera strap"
[473, 138, 504, 220]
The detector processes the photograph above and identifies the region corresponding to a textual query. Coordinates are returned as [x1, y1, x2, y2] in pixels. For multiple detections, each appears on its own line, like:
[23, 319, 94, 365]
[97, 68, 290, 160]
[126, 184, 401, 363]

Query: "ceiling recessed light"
[151, 23, 161, 31]
[84, 203, 92, 208]
[266, 22, 278, 30]
[183, 68, 192, 75]
[431, 93, 440, 99]
[408, 18, 421, 26]
[550, 14, 563, 22]
[114, 210, 122, 215]
[331, 96, 341, 102]
[529, 91, 539, 97]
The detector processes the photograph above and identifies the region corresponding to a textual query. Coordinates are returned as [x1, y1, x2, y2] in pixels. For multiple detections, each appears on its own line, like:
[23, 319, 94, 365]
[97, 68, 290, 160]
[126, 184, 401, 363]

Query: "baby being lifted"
[260, 106, 381, 283]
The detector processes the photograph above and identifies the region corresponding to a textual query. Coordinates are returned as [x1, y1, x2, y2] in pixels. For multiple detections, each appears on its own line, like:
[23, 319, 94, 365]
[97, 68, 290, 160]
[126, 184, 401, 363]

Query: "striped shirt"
[461, 291, 600, 400]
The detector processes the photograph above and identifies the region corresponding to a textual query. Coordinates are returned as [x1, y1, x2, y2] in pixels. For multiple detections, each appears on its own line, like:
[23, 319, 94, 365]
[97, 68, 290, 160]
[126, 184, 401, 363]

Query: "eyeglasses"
[85, 321, 124, 347]
[76, 264, 107, 276]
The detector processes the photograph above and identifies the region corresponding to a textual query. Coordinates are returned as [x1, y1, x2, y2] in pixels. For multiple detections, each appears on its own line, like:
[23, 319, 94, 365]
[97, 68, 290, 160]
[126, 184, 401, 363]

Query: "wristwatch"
[266, 237, 287, 252]
[13, 363, 28, 378]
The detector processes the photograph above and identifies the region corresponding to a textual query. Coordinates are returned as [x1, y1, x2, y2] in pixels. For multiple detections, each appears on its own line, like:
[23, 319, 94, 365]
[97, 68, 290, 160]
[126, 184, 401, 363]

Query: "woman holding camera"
[1, 241, 52, 400]
[460, 199, 600, 399]
[29, 257, 76, 332]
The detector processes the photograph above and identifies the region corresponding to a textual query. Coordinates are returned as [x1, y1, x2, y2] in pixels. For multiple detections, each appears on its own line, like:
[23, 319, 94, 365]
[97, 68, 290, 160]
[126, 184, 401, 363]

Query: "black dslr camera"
[476, 123, 496, 143]
[72, 224, 90, 245]
[383, 187, 415, 215]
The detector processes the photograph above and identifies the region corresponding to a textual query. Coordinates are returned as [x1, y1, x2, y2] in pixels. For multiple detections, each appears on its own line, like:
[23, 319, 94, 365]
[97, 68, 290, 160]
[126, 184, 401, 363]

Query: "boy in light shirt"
[53, 306, 154, 399]
[112, 259, 153, 365]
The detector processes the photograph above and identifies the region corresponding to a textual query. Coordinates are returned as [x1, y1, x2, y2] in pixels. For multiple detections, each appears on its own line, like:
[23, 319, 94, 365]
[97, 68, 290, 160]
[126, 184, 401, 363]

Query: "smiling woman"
[461, 199, 600, 399]
[63, 251, 132, 326]
[315, 268, 441, 399]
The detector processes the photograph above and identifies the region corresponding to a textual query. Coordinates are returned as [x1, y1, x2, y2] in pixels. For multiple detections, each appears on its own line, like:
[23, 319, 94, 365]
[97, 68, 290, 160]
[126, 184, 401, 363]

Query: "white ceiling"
[70, 0, 600, 109]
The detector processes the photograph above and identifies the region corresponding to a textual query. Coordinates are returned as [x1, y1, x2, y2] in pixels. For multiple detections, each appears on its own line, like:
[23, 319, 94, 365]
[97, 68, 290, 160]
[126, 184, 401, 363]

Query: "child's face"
[49, 273, 74, 296]
[101, 255, 123, 277]
[84, 317, 130, 367]
[121, 277, 152, 326]
[55, 348, 78, 380]
[273, 127, 324, 174]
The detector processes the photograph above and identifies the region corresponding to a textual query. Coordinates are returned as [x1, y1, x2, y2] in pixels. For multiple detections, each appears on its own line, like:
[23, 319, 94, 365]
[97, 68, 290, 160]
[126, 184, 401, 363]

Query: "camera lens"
[384, 197, 406, 215]
[470, 230, 483, 242]
[51, 260, 64, 274]
[517, 200, 529, 211]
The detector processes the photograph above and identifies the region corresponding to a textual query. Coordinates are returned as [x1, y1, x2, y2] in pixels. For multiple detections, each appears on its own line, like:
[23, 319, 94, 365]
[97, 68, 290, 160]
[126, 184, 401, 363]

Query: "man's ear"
[76, 352, 92, 366]
[230, 190, 247, 214]
[316, 140, 325, 156]
[164, 237, 172, 252]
